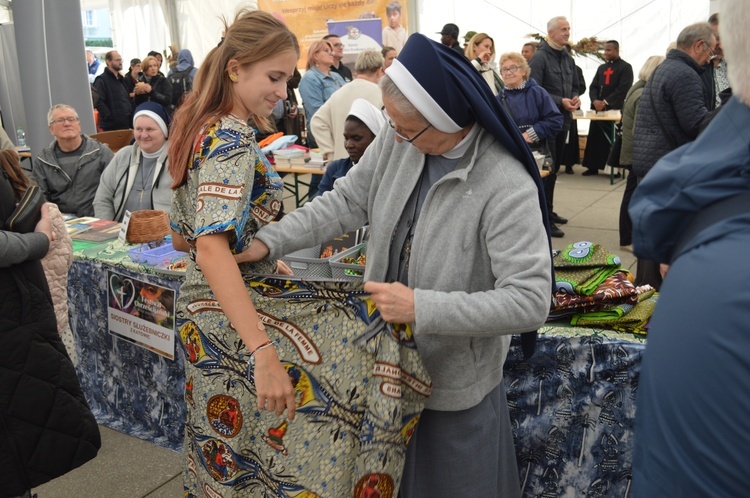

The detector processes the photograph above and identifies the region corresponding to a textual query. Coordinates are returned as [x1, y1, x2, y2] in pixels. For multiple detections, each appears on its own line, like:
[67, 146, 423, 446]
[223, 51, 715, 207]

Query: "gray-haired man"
[34, 104, 114, 216]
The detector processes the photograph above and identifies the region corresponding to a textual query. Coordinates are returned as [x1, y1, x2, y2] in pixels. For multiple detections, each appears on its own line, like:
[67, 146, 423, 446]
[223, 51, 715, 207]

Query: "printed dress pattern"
[171, 116, 431, 497]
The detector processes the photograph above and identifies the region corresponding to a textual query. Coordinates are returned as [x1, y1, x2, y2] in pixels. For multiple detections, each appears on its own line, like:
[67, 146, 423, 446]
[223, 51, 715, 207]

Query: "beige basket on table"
[126, 210, 170, 244]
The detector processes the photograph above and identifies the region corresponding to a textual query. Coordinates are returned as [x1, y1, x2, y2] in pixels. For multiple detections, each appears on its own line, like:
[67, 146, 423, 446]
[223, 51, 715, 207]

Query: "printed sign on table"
[107, 269, 176, 359]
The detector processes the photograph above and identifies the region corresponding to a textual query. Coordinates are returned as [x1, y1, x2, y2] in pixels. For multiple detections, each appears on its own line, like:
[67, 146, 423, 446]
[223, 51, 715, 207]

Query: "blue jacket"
[630, 96, 750, 261]
[318, 157, 353, 196]
[499, 78, 563, 142]
[630, 96, 750, 497]
[299, 67, 346, 126]
[632, 49, 708, 179]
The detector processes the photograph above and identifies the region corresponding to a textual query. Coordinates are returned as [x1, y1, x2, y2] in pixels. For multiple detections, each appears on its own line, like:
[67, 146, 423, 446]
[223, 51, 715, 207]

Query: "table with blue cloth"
[69, 239, 187, 450]
[506, 325, 645, 497]
[69, 242, 645, 496]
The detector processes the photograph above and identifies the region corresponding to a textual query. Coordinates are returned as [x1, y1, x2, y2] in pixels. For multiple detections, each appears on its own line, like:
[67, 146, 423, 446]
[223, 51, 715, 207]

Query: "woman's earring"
[228, 73, 238, 82]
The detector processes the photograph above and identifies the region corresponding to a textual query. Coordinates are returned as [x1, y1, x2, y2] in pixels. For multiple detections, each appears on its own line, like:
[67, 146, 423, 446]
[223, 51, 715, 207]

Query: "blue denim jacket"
[299, 67, 346, 126]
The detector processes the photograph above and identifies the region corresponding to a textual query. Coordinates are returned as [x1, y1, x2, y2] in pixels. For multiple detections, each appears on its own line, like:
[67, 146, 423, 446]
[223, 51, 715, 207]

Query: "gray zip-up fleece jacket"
[93, 142, 172, 222]
[258, 127, 551, 411]
[35, 135, 114, 217]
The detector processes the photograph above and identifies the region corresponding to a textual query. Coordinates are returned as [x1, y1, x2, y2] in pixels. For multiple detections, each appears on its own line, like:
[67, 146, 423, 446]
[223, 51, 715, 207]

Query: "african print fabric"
[171, 115, 431, 496]
[548, 271, 643, 321]
[553, 242, 622, 296]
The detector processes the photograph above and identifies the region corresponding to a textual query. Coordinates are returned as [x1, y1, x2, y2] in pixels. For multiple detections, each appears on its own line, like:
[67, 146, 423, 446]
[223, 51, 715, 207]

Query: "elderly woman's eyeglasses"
[381, 107, 432, 143]
[501, 66, 521, 74]
[318, 49, 333, 55]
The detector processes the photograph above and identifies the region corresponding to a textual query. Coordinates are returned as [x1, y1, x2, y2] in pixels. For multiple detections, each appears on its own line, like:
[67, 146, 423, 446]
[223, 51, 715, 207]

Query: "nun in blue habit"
[241, 33, 553, 496]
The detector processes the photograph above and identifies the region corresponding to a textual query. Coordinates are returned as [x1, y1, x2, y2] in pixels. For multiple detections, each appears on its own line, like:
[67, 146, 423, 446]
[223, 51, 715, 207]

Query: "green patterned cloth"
[553, 241, 623, 295]
[571, 289, 657, 334]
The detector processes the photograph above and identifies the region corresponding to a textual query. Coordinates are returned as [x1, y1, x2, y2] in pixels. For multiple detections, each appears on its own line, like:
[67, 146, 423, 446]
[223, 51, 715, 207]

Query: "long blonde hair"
[168, 10, 299, 188]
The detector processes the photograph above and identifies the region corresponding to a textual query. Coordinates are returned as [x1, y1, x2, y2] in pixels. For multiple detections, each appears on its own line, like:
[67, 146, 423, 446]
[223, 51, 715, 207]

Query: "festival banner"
[107, 269, 176, 360]
[258, 0, 411, 68]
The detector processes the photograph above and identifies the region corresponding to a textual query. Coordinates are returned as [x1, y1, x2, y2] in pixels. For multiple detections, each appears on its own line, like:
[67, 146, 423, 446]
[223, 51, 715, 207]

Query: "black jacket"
[0, 176, 100, 497]
[632, 49, 708, 179]
[93, 69, 134, 131]
[529, 40, 580, 124]
[588, 57, 634, 110]
[134, 73, 173, 110]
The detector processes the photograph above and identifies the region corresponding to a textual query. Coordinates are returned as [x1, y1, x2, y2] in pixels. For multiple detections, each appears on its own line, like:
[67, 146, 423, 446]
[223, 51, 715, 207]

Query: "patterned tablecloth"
[69, 241, 645, 496]
[505, 327, 645, 497]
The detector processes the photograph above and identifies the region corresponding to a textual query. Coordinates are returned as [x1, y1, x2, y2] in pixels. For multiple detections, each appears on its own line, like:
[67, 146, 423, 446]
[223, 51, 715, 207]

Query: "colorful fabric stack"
[571, 288, 657, 334]
[548, 271, 639, 320]
[550, 241, 657, 334]
[553, 241, 622, 296]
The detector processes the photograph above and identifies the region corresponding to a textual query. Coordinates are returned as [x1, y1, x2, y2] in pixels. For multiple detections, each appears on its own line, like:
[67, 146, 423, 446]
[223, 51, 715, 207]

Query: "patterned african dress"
[171, 115, 432, 497]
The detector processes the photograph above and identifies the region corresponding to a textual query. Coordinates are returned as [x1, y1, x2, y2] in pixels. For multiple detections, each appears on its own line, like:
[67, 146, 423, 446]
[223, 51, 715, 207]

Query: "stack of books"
[273, 146, 327, 169]
[65, 217, 121, 242]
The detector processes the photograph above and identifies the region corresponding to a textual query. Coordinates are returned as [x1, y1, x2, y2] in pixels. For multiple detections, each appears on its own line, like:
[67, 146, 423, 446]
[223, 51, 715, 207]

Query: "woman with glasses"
[299, 39, 346, 196]
[498, 52, 563, 168]
[465, 32, 504, 96]
[237, 33, 553, 497]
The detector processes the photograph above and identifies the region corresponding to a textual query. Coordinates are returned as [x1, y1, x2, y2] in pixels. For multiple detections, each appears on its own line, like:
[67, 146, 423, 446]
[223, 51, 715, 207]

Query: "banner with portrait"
[258, 0, 412, 69]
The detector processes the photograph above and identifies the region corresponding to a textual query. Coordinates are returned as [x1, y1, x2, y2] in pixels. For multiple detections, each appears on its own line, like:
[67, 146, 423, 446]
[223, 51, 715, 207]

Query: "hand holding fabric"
[364, 281, 416, 324]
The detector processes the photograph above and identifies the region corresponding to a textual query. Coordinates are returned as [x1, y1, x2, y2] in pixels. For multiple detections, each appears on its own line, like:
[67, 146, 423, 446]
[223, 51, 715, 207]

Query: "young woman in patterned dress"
[167, 10, 299, 495]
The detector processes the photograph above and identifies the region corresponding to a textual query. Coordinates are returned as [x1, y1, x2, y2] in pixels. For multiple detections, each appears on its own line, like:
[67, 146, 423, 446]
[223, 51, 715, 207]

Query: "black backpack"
[169, 68, 192, 108]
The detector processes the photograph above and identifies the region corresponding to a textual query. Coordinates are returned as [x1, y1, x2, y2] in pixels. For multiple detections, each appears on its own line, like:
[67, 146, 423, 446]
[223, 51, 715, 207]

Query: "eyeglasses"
[50, 117, 79, 125]
[704, 40, 717, 61]
[331, 43, 343, 48]
[381, 107, 432, 143]
[501, 66, 521, 74]
[318, 49, 332, 54]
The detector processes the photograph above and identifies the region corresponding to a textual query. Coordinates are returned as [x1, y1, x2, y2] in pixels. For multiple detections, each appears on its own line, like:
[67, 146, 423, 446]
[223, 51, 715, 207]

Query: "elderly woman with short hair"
[237, 33, 553, 497]
[498, 51, 563, 158]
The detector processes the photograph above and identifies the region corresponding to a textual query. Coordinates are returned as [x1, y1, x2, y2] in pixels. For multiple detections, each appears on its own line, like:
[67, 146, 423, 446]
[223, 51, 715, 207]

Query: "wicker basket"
[126, 210, 170, 244]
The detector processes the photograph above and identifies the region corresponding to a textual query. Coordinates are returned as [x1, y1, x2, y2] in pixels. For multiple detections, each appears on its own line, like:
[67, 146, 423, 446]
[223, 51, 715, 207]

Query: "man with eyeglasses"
[34, 104, 114, 217]
[323, 34, 352, 82]
[631, 22, 715, 290]
[93, 50, 134, 131]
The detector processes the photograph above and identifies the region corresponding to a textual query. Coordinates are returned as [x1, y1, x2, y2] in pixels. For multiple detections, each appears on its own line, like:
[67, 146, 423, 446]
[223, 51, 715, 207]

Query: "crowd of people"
[2, 2, 748, 496]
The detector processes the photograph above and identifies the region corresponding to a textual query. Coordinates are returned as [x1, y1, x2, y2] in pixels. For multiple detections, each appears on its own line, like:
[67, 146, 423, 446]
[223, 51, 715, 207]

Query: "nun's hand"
[364, 281, 415, 324]
[235, 238, 270, 264]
